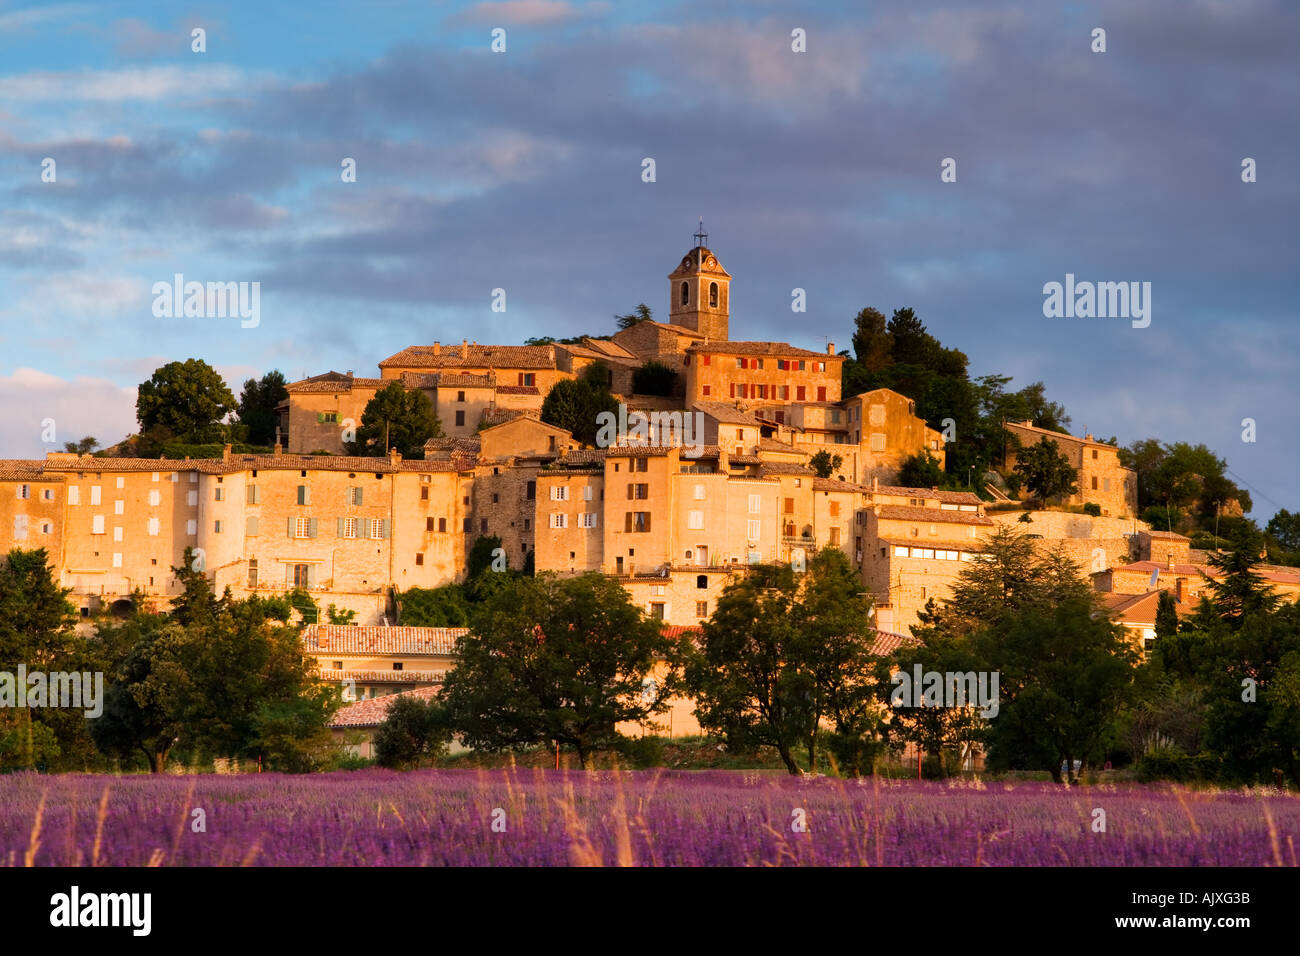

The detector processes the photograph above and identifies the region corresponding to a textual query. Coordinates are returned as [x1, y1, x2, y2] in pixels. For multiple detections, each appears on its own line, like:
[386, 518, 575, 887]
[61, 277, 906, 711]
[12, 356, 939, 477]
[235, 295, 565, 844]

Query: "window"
[1091, 476, 1099, 490]
[297, 485, 310, 506]
[415, 553, 424, 566]
[702, 385, 711, 396]
[580, 512, 598, 528]
[625, 512, 651, 533]
[187, 519, 197, 535]
[680, 281, 689, 306]
[634, 458, 648, 473]
[148, 517, 161, 536]
[796, 386, 806, 401]
[693, 484, 706, 500]
[90, 486, 101, 505]
[549, 513, 568, 529]
[703, 354, 711, 366]
[817, 386, 827, 402]
[113, 526, 123, 542]
[747, 519, 761, 540]
[368, 518, 388, 540]
[455, 410, 465, 427]
[457, 390, 466, 402]
[17, 484, 29, 499]
[348, 487, 364, 506]
[737, 357, 745, 369]
[248, 559, 258, 589]
[696, 575, 708, 589]
[214, 487, 224, 502]
[829, 501, 840, 517]
[650, 603, 665, 620]
[341, 517, 358, 539]
[1103, 478, 1111, 493]
[894, 546, 909, 557]
[709, 282, 718, 308]
[91, 515, 105, 535]
[696, 601, 708, 617]
[247, 484, 260, 505]
[115, 500, 125, 514]
[688, 510, 704, 530]
[213, 520, 223, 533]
[246, 516, 258, 536]
[439, 517, 447, 533]
[112, 553, 122, 568]
[738, 384, 748, 399]
[870, 433, 887, 452]
[12, 515, 27, 540]
[292, 564, 311, 588]
[627, 483, 648, 500]
[748, 494, 761, 514]
[517, 373, 535, 387]
[292, 516, 315, 538]
[784, 497, 794, 515]
[1092, 449, 1099, 460]
[526, 481, 536, 500]
[829, 527, 840, 545]
[550, 485, 569, 501]
[582, 485, 593, 501]
[68, 486, 80, 505]
[780, 386, 789, 400]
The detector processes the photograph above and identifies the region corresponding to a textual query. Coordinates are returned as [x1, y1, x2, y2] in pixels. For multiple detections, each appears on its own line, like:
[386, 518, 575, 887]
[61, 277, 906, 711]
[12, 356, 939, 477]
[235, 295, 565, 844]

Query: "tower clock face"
[706, 258, 716, 267]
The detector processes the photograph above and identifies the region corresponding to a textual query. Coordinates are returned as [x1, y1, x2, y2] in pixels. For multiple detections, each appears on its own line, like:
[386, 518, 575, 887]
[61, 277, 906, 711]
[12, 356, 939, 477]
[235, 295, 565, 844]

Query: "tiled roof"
[1004, 421, 1117, 450]
[631, 321, 706, 339]
[873, 485, 984, 506]
[581, 337, 638, 359]
[286, 372, 385, 393]
[1119, 561, 1300, 586]
[1141, 530, 1191, 541]
[870, 629, 916, 657]
[480, 407, 539, 426]
[728, 454, 762, 465]
[813, 478, 873, 493]
[1098, 590, 1196, 622]
[758, 438, 801, 454]
[758, 463, 815, 477]
[875, 504, 995, 526]
[0, 460, 62, 481]
[328, 685, 442, 729]
[661, 625, 703, 640]
[494, 385, 541, 395]
[424, 437, 482, 456]
[380, 344, 556, 370]
[693, 401, 759, 425]
[880, 537, 984, 551]
[303, 624, 465, 656]
[687, 341, 833, 358]
[400, 371, 495, 389]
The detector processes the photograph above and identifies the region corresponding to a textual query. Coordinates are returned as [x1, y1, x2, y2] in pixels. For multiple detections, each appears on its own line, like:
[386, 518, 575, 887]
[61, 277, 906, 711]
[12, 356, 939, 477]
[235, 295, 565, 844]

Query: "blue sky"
[0, 0, 1296, 518]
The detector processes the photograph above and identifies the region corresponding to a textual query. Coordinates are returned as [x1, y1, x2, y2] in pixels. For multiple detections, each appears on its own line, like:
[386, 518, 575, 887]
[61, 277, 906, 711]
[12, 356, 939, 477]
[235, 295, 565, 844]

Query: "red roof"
[329, 685, 442, 728]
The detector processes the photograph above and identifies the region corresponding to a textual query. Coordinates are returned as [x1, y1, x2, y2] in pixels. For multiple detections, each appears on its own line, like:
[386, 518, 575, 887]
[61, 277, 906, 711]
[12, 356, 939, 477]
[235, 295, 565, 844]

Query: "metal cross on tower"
[693, 218, 707, 248]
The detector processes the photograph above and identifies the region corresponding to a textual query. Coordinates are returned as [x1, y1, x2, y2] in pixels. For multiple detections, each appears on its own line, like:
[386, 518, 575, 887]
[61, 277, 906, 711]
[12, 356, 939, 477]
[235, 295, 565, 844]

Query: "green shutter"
[355, 487, 363, 506]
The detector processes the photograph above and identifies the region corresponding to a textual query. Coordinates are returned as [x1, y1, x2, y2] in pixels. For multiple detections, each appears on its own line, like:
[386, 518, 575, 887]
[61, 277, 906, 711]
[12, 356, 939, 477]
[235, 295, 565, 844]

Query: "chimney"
[273, 441, 282, 457]
[433, 341, 440, 356]
[827, 342, 835, 356]
[222, 443, 232, 463]
[389, 446, 402, 466]
[1085, 433, 1094, 442]
[1175, 578, 1185, 604]
[462, 339, 469, 363]
[872, 474, 879, 492]
[1166, 553, 1173, 571]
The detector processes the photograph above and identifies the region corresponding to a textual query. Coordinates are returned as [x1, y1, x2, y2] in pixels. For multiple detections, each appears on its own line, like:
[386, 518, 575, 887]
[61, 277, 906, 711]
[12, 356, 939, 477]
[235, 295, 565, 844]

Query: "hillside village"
[3, 240, 1298, 746]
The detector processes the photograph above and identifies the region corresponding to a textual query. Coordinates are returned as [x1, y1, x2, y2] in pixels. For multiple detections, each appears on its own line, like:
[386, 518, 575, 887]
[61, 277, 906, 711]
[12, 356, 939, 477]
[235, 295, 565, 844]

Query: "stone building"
[1003, 420, 1137, 517]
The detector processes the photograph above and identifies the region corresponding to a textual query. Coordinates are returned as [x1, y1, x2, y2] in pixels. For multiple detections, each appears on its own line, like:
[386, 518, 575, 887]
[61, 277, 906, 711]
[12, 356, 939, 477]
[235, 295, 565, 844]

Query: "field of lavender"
[1, 770, 1296, 866]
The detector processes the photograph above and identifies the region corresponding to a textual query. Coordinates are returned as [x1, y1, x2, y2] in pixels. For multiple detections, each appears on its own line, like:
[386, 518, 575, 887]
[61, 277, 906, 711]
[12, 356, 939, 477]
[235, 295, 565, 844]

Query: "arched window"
[709, 282, 719, 308]
[680, 281, 689, 306]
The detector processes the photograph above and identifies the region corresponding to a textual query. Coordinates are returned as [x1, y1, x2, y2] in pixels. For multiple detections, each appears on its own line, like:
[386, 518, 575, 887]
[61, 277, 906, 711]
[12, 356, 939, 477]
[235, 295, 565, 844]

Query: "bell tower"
[668, 220, 731, 341]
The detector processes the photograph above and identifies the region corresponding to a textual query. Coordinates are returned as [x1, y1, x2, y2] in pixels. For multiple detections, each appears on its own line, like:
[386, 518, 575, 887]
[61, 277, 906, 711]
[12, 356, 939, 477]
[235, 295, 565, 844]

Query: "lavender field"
[2, 770, 1296, 866]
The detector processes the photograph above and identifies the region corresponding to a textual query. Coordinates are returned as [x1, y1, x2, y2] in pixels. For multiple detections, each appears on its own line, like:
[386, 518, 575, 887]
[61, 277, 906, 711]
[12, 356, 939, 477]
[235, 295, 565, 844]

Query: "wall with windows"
[285, 383, 380, 455]
[533, 470, 605, 573]
[684, 345, 842, 407]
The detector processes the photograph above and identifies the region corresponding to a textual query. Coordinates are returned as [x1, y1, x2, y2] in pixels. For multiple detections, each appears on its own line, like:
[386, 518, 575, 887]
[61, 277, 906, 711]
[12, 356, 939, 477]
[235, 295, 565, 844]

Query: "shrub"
[1083, 502, 1101, 517]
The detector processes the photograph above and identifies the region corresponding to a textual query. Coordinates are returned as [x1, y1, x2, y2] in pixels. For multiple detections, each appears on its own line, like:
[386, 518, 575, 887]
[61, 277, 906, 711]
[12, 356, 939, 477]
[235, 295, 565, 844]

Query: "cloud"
[0, 368, 137, 457]
[0, 65, 249, 102]
[448, 0, 609, 27]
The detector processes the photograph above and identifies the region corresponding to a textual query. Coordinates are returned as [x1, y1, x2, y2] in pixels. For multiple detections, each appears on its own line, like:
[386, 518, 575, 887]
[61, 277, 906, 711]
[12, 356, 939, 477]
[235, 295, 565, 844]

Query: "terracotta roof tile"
[380, 344, 556, 370]
[872, 485, 983, 506]
[693, 401, 760, 425]
[687, 341, 835, 358]
[875, 504, 995, 526]
[328, 685, 442, 728]
[303, 624, 465, 656]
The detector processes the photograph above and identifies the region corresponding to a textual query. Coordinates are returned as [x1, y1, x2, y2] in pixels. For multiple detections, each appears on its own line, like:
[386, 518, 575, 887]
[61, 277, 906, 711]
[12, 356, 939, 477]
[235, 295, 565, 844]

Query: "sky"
[0, 0, 1295, 519]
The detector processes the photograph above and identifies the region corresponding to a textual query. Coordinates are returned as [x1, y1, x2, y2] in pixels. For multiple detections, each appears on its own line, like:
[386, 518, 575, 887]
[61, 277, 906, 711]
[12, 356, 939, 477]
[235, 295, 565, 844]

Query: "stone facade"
[1004, 421, 1137, 518]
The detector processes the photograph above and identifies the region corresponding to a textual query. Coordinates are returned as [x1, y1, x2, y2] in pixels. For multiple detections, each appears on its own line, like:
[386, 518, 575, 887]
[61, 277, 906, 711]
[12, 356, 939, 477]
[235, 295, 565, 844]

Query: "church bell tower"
[668, 220, 731, 341]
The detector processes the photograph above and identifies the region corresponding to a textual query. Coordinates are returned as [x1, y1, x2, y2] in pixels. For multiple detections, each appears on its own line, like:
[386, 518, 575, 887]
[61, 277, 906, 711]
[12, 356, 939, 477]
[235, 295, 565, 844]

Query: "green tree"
[347, 380, 441, 459]
[398, 585, 470, 627]
[374, 694, 449, 769]
[631, 361, 678, 396]
[1195, 523, 1279, 630]
[440, 573, 676, 768]
[850, 307, 891, 373]
[237, 370, 288, 446]
[540, 375, 619, 447]
[898, 452, 946, 489]
[686, 553, 884, 775]
[62, 436, 99, 456]
[614, 303, 653, 331]
[808, 450, 843, 479]
[136, 359, 237, 438]
[1266, 509, 1300, 552]
[1154, 590, 1180, 639]
[973, 596, 1139, 783]
[1013, 438, 1079, 507]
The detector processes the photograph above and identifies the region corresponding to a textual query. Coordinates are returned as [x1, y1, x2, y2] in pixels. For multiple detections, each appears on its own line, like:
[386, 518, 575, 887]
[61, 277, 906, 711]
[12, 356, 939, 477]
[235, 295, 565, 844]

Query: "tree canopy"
[237, 370, 289, 446]
[345, 380, 441, 458]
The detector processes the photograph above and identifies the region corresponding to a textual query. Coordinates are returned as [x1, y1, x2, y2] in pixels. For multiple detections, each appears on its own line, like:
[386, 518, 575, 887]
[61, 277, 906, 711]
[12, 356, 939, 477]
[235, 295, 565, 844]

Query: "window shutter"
[307, 565, 317, 588]
[381, 519, 390, 539]
[247, 516, 258, 536]
[287, 517, 294, 538]
[337, 517, 345, 538]
[285, 565, 293, 587]
[355, 487, 363, 506]
[308, 518, 318, 538]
